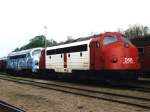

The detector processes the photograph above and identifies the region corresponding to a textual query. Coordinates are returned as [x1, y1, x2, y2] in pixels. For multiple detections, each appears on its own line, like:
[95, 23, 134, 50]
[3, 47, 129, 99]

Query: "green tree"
[47, 39, 57, 47]
[13, 35, 57, 51]
[19, 35, 46, 50]
[13, 48, 20, 52]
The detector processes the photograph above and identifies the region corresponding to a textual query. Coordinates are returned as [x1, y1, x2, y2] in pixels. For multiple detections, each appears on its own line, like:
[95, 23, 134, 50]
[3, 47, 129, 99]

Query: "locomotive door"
[64, 53, 67, 68]
[39, 49, 45, 70]
[90, 42, 96, 70]
[90, 42, 103, 70]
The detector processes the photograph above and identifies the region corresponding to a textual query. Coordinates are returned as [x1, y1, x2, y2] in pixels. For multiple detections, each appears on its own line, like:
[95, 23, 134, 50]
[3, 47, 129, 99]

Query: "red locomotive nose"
[104, 42, 140, 70]
[102, 35, 140, 70]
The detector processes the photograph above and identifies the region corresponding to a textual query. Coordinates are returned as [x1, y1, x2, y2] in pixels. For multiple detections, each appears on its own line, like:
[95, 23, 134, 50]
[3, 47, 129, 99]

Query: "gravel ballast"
[0, 79, 149, 112]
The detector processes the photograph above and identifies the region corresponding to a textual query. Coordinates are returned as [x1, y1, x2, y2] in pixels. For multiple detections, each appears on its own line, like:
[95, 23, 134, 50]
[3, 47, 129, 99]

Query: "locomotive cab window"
[33, 50, 41, 58]
[103, 36, 118, 45]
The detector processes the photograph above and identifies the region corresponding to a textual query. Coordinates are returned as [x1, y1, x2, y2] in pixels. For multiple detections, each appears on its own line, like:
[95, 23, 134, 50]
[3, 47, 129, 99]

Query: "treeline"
[119, 24, 150, 39]
[14, 35, 57, 51]
[14, 24, 150, 52]
[14, 36, 75, 52]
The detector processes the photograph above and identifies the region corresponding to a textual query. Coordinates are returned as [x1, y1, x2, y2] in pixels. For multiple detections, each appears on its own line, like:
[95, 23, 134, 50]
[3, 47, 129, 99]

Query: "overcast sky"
[0, 0, 149, 57]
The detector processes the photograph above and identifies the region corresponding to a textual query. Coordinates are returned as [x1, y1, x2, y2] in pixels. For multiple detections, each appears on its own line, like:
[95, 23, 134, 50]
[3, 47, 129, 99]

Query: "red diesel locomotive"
[38, 32, 140, 80]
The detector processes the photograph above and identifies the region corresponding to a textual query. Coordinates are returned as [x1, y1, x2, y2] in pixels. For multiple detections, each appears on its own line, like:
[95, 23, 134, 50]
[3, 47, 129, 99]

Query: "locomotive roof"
[131, 36, 150, 46]
[46, 38, 92, 51]
[51, 34, 101, 47]
[51, 32, 125, 47]
[8, 47, 43, 57]
[46, 32, 126, 50]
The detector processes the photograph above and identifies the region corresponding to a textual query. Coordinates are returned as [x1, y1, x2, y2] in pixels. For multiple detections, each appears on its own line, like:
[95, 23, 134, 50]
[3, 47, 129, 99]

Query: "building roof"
[131, 36, 150, 46]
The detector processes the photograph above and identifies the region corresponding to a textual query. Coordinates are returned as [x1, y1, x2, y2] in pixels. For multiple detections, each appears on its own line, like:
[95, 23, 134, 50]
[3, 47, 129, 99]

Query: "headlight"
[111, 57, 118, 63]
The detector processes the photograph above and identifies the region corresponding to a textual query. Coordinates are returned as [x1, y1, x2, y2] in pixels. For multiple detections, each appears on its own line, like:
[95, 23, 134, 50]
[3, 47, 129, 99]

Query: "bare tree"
[125, 24, 149, 39]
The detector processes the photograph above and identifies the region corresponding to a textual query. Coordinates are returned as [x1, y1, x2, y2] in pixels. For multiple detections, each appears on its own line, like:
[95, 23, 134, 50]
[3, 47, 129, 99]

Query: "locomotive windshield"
[32, 50, 41, 58]
[103, 36, 118, 45]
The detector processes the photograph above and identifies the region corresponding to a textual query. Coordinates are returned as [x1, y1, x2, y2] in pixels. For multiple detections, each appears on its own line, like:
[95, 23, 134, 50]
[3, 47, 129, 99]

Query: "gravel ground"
[0, 79, 149, 112]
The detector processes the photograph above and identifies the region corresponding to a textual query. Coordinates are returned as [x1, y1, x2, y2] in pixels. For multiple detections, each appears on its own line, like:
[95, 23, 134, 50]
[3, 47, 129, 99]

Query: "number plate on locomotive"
[123, 58, 133, 64]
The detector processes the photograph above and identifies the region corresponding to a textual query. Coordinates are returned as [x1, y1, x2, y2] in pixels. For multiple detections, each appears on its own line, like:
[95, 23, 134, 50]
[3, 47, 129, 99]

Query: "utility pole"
[43, 26, 47, 48]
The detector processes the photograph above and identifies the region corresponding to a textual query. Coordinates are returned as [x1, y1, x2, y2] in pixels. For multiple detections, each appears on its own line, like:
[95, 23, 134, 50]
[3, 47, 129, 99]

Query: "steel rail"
[0, 101, 25, 112]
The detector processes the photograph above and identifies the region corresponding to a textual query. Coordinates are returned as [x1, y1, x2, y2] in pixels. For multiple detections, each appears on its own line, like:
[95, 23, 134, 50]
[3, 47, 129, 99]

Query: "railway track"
[2, 72, 150, 93]
[120, 81, 150, 93]
[106, 79, 150, 93]
[0, 74, 150, 110]
[0, 100, 25, 112]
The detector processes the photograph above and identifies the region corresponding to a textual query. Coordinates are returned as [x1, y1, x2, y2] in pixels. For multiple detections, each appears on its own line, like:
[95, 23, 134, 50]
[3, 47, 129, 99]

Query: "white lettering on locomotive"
[123, 58, 133, 64]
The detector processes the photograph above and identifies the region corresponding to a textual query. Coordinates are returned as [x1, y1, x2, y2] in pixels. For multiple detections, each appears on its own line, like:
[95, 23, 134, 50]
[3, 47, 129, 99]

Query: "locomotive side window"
[47, 44, 87, 55]
[47, 49, 56, 55]
[103, 36, 118, 45]
[10, 54, 26, 59]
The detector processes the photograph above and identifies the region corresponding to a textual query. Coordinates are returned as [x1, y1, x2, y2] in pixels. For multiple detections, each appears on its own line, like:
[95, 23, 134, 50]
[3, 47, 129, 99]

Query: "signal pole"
[43, 26, 47, 48]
